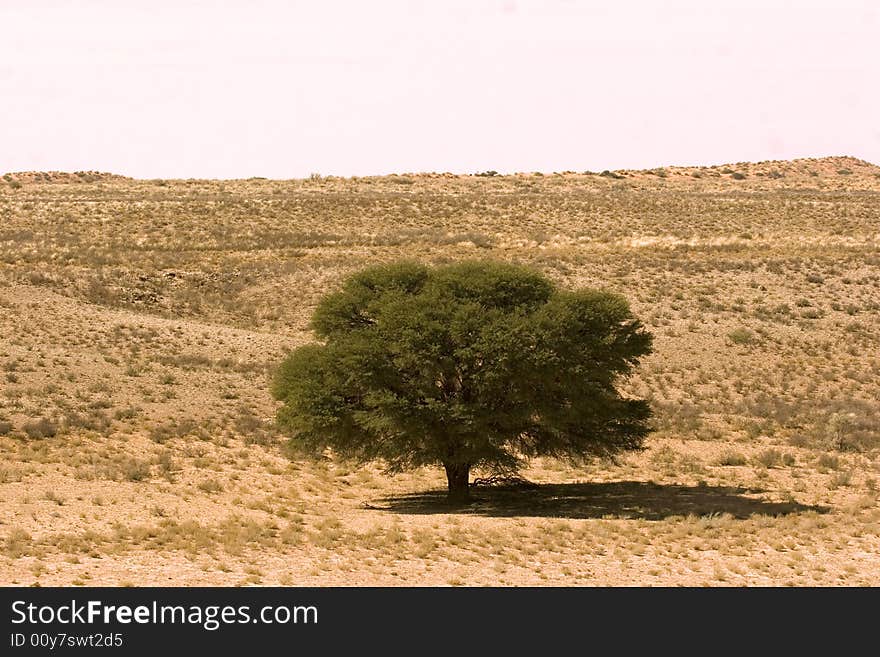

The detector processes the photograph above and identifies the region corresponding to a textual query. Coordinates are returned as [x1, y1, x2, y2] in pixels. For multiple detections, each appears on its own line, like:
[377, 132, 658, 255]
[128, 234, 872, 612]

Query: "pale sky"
[1, 0, 878, 178]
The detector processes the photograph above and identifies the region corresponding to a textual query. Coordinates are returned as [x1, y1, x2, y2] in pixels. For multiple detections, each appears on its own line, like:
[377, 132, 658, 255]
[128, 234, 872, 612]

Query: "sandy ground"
[1, 156, 879, 585]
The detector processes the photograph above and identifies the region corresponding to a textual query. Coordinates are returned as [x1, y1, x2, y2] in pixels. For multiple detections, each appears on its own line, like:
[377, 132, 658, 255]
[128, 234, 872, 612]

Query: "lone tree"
[272, 261, 653, 503]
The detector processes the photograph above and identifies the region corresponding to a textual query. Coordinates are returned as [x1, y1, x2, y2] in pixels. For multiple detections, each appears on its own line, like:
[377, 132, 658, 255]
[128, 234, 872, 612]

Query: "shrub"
[122, 459, 151, 482]
[817, 453, 840, 471]
[197, 479, 224, 494]
[149, 418, 200, 443]
[714, 450, 747, 466]
[113, 407, 141, 421]
[23, 418, 58, 439]
[2, 528, 31, 558]
[728, 328, 755, 345]
[754, 448, 782, 468]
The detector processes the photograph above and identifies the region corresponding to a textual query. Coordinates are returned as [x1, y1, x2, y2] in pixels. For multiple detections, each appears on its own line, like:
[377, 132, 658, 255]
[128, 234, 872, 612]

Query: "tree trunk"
[444, 462, 471, 504]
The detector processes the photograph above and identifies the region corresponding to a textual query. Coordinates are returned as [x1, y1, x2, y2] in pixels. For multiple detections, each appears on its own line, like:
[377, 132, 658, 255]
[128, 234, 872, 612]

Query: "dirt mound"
[613, 155, 880, 183]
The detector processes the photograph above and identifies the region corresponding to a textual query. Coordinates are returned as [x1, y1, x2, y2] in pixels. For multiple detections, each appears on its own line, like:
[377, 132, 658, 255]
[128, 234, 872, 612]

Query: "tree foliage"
[272, 260, 653, 502]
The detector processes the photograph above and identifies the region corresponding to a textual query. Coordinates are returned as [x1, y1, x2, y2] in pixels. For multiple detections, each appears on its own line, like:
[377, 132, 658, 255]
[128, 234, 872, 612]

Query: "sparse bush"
[728, 328, 755, 345]
[44, 490, 65, 505]
[0, 466, 23, 483]
[122, 459, 151, 482]
[2, 528, 31, 558]
[23, 418, 58, 439]
[149, 423, 176, 443]
[64, 410, 111, 434]
[754, 448, 782, 468]
[197, 479, 224, 494]
[824, 406, 880, 452]
[714, 450, 747, 466]
[155, 450, 177, 481]
[149, 418, 201, 443]
[113, 406, 141, 421]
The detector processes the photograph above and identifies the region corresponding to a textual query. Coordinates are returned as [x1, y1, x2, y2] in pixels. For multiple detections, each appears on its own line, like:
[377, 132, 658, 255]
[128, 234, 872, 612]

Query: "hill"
[2, 171, 132, 185]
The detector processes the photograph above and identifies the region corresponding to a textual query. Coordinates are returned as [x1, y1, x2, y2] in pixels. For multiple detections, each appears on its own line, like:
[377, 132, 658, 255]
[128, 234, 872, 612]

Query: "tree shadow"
[374, 481, 828, 520]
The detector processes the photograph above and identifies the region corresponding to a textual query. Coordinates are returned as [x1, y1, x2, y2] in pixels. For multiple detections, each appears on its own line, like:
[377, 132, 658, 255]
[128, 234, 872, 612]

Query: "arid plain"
[1, 156, 879, 585]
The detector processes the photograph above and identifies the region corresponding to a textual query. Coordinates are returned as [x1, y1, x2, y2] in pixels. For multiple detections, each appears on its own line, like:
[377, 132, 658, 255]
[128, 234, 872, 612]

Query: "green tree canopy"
[272, 260, 653, 502]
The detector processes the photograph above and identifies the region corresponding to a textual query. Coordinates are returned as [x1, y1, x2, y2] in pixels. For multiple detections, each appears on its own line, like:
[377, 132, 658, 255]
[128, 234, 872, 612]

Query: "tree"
[272, 260, 653, 503]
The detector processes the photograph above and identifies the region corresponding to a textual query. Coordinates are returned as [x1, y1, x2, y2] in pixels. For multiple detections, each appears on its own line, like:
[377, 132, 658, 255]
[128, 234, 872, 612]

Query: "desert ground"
[1, 156, 879, 586]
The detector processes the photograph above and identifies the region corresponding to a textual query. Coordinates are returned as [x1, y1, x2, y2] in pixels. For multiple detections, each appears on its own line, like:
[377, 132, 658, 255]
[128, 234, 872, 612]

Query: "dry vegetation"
[1, 155, 879, 586]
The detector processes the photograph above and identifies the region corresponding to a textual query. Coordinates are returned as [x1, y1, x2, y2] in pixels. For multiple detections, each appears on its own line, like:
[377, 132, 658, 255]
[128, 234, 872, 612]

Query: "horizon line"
[3, 154, 878, 183]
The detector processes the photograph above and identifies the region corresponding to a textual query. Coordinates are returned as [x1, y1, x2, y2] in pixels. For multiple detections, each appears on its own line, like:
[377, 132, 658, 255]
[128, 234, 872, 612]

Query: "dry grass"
[1, 155, 879, 585]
